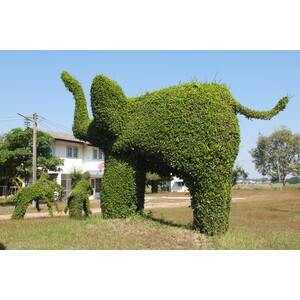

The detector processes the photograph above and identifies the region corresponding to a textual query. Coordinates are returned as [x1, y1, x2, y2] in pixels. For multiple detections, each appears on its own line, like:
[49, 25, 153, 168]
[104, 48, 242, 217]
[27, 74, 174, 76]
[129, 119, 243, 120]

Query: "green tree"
[145, 172, 172, 193]
[232, 165, 248, 186]
[250, 127, 300, 186]
[0, 128, 64, 187]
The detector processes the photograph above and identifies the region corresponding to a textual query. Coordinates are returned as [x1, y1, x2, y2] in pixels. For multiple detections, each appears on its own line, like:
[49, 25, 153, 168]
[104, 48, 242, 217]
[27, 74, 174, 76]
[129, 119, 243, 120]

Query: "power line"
[39, 116, 73, 133]
[43, 120, 72, 133]
[0, 116, 20, 119]
[0, 117, 22, 122]
[38, 121, 55, 132]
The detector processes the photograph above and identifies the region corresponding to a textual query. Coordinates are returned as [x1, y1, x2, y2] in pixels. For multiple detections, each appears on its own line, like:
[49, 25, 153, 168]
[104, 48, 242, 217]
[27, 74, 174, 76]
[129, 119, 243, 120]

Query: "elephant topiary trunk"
[61, 71, 289, 235]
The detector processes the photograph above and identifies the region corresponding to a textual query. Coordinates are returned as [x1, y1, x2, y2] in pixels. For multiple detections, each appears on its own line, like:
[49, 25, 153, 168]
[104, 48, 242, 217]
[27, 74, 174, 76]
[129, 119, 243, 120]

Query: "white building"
[41, 130, 104, 199]
[169, 176, 189, 192]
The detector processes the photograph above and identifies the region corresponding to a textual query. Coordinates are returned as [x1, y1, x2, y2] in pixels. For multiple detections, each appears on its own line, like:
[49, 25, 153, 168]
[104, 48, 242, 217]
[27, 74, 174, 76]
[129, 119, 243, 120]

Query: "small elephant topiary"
[12, 173, 63, 219]
[64, 172, 94, 218]
[61, 71, 289, 235]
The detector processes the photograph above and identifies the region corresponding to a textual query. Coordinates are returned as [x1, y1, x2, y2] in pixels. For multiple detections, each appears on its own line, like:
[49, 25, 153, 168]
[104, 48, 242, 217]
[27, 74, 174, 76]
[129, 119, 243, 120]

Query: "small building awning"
[88, 170, 104, 176]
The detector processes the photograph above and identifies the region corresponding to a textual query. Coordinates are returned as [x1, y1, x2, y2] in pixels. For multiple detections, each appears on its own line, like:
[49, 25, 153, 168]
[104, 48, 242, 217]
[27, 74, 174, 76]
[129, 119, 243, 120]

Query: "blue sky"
[0, 50, 299, 178]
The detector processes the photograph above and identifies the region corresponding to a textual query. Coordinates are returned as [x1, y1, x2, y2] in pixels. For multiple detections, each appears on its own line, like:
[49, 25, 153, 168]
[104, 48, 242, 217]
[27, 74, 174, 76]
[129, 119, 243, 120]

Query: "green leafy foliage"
[234, 96, 289, 120]
[60, 72, 91, 141]
[100, 154, 138, 218]
[69, 167, 84, 189]
[64, 172, 93, 218]
[11, 173, 64, 219]
[61, 71, 289, 235]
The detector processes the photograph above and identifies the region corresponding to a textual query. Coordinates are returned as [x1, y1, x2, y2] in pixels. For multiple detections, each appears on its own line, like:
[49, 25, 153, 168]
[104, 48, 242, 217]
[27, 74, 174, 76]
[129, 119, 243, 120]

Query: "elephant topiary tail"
[235, 96, 289, 120]
[61, 71, 91, 141]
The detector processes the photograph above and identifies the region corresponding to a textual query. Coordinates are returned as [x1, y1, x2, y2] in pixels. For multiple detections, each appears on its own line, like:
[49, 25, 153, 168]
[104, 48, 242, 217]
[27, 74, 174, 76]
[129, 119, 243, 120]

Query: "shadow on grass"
[0, 243, 6, 250]
[143, 213, 193, 230]
[0, 202, 15, 207]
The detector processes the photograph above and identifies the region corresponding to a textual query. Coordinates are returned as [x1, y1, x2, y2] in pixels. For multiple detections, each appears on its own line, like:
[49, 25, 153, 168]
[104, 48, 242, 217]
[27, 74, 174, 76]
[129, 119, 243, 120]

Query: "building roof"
[39, 129, 92, 145]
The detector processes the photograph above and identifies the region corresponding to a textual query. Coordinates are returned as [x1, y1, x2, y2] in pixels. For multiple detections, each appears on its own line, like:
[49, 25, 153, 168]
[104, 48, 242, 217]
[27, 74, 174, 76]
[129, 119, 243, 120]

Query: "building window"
[67, 146, 78, 158]
[73, 147, 78, 158]
[92, 148, 104, 160]
[93, 149, 98, 159]
[177, 182, 184, 187]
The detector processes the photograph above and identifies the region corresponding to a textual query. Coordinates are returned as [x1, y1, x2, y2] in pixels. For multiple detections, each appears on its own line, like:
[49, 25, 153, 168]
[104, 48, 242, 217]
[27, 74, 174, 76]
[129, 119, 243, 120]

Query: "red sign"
[98, 162, 105, 170]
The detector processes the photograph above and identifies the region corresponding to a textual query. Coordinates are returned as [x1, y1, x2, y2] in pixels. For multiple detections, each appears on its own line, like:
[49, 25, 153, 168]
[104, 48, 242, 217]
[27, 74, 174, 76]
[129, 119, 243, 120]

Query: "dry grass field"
[0, 189, 299, 250]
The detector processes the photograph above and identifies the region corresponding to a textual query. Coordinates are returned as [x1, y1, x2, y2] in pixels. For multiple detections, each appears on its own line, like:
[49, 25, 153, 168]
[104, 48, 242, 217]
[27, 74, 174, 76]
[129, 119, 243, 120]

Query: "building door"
[90, 178, 102, 199]
[61, 174, 72, 197]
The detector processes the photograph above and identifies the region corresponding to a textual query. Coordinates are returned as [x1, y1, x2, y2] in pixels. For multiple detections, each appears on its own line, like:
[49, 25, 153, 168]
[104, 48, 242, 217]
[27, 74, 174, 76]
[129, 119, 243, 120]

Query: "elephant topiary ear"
[90, 75, 127, 135]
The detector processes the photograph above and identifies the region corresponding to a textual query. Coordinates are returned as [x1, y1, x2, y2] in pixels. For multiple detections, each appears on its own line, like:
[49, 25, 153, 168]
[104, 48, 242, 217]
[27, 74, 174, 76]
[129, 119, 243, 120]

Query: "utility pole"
[17, 112, 38, 184]
[32, 112, 37, 184]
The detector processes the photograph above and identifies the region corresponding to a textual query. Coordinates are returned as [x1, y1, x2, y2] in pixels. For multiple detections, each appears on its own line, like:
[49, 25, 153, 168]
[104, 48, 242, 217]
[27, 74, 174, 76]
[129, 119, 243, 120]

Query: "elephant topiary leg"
[45, 192, 55, 217]
[83, 196, 92, 217]
[135, 163, 146, 213]
[187, 170, 232, 236]
[68, 191, 85, 218]
[11, 199, 28, 219]
[100, 154, 138, 219]
[11, 190, 31, 219]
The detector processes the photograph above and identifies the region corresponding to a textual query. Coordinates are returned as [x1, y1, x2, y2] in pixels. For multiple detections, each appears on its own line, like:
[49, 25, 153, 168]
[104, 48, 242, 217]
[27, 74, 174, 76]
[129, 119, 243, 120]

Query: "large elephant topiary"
[61, 71, 289, 235]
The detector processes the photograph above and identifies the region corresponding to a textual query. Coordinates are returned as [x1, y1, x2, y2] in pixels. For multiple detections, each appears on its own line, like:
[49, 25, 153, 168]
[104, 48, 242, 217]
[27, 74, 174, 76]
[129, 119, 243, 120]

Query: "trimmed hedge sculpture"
[12, 173, 63, 219]
[64, 172, 93, 218]
[61, 71, 289, 235]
